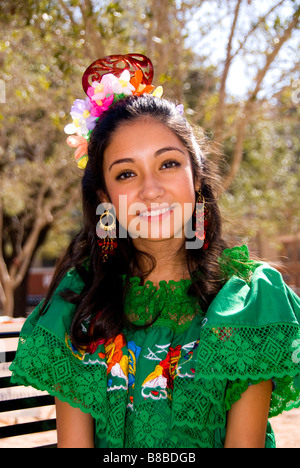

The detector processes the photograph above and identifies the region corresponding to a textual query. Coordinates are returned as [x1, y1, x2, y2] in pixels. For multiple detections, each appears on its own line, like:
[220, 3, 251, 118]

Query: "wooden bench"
[0, 330, 57, 448]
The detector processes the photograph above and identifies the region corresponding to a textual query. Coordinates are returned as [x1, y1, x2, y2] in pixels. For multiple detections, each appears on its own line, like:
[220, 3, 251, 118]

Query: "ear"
[194, 176, 202, 193]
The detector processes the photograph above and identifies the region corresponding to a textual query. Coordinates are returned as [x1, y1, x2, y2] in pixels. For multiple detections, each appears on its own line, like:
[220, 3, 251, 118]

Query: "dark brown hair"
[40, 94, 228, 347]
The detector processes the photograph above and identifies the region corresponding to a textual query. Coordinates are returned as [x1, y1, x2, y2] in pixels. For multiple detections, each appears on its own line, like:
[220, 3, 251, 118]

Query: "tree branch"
[9, 215, 48, 288]
[250, 8, 300, 100]
[231, 0, 286, 60]
[213, 0, 243, 145]
[8, 180, 51, 286]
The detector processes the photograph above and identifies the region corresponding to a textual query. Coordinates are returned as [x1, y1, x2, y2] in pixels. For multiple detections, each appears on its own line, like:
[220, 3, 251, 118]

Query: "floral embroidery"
[128, 340, 141, 388]
[100, 333, 127, 374]
[86, 337, 106, 355]
[142, 370, 168, 400]
[65, 333, 86, 360]
[176, 340, 199, 378]
[167, 346, 182, 387]
[107, 354, 128, 390]
[142, 345, 181, 399]
[65, 333, 105, 360]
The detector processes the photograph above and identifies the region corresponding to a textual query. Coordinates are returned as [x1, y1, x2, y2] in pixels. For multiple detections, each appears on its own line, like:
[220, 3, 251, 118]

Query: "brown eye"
[116, 170, 136, 180]
[161, 160, 181, 169]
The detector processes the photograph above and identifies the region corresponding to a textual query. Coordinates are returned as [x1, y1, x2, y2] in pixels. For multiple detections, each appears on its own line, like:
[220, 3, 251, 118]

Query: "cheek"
[180, 173, 197, 223]
[108, 190, 137, 233]
[103, 177, 124, 210]
[181, 170, 196, 203]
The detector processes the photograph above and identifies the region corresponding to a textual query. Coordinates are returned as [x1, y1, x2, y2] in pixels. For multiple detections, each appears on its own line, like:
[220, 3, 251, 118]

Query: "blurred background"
[0, 0, 299, 318]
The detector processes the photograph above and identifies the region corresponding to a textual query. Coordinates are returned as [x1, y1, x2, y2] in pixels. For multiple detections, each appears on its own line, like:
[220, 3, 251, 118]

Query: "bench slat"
[0, 395, 55, 413]
[0, 332, 20, 339]
[0, 418, 56, 438]
[3, 350, 16, 363]
[0, 376, 18, 389]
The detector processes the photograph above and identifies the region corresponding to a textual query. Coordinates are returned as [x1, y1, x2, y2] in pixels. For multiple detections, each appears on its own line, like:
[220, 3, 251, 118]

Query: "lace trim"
[196, 323, 300, 378]
[123, 275, 193, 294]
[123, 275, 203, 330]
[122, 245, 256, 329]
[195, 322, 300, 417]
[9, 325, 125, 446]
[170, 322, 300, 447]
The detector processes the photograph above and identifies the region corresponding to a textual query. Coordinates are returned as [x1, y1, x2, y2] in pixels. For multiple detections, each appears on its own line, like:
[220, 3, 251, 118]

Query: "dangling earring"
[97, 208, 118, 261]
[194, 189, 209, 250]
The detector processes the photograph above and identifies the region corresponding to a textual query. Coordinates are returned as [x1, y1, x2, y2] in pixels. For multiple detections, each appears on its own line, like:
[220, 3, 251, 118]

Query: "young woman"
[10, 55, 300, 448]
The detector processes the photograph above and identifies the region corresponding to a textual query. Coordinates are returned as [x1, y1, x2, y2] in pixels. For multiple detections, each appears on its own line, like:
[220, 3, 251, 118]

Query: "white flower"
[104, 70, 135, 96]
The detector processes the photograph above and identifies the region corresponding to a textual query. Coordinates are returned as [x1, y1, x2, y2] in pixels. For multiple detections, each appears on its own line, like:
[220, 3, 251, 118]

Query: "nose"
[139, 174, 165, 202]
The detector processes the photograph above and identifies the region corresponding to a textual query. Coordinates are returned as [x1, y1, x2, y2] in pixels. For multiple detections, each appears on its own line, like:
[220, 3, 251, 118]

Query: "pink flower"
[88, 92, 114, 118]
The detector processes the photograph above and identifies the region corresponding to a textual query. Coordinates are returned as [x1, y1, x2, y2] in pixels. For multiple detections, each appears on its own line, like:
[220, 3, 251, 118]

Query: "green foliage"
[220, 103, 300, 243]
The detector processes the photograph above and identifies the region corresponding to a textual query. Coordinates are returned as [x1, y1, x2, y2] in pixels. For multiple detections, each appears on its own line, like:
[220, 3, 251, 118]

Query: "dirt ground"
[270, 407, 300, 448]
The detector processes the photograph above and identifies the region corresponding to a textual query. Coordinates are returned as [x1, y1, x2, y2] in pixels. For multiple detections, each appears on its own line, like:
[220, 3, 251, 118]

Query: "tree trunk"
[12, 224, 50, 318]
[13, 270, 29, 318]
[2, 281, 14, 318]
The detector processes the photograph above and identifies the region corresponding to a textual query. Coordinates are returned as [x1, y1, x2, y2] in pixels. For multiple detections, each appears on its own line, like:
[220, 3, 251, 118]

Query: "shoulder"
[21, 266, 86, 338]
[193, 245, 300, 423]
[206, 245, 300, 327]
[46, 265, 86, 301]
[10, 263, 109, 423]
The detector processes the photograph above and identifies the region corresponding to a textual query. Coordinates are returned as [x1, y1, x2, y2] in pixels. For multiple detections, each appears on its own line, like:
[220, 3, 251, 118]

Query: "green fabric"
[10, 245, 300, 448]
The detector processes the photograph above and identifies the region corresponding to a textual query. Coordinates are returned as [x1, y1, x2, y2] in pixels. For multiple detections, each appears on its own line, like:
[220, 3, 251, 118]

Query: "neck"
[132, 237, 190, 284]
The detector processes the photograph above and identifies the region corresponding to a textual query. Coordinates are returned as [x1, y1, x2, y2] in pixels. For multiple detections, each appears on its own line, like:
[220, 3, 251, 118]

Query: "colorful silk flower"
[64, 69, 163, 169]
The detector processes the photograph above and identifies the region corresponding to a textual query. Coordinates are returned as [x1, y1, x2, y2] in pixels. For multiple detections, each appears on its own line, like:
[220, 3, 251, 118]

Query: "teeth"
[139, 207, 170, 217]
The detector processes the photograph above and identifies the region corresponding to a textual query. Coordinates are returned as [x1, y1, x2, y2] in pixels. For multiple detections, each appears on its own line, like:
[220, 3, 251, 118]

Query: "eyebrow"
[108, 146, 185, 171]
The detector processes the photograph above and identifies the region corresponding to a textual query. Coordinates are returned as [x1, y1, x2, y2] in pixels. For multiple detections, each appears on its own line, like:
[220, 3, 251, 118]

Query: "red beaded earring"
[194, 190, 209, 250]
[97, 208, 118, 261]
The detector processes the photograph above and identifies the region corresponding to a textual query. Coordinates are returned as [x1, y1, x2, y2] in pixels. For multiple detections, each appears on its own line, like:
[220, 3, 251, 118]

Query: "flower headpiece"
[64, 54, 163, 169]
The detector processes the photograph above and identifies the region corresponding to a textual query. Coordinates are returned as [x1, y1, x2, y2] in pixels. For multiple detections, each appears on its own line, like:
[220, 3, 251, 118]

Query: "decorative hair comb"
[64, 54, 163, 169]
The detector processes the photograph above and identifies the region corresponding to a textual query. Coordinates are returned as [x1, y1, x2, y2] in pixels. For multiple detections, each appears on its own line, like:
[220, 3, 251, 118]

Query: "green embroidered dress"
[10, 246, 300, 448]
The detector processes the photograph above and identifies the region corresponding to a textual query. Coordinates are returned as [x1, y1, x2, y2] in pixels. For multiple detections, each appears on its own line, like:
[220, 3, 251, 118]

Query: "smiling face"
[101, 117, 198, 247]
